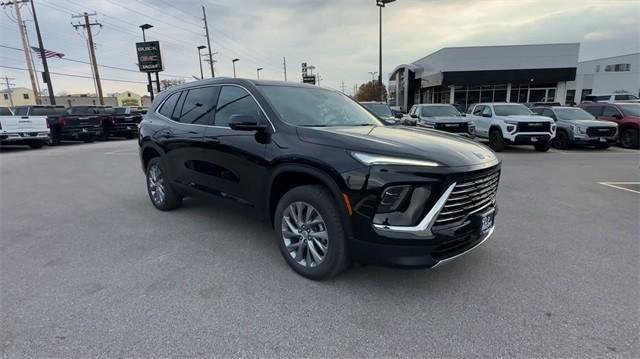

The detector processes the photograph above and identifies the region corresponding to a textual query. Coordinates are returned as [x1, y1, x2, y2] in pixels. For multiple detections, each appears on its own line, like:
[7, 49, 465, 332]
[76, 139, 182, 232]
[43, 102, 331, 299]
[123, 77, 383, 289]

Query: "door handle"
[202, 137, 220, 144]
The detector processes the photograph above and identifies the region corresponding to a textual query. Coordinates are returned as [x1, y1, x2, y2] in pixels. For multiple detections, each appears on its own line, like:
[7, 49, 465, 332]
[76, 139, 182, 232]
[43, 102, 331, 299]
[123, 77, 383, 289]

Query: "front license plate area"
[530, 136, 538, 142]
[472, 209, 495, 234]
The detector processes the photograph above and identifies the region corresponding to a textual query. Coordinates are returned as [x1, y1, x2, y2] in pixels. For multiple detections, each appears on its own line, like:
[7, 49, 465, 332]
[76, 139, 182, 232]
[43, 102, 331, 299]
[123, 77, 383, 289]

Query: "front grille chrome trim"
[372, 182, 457, 238]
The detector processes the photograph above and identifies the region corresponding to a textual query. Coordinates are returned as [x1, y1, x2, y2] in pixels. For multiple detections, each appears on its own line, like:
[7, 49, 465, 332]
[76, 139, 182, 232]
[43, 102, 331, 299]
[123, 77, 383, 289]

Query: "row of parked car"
[361, 101, 639, 151]
[0, 105, 147, 149]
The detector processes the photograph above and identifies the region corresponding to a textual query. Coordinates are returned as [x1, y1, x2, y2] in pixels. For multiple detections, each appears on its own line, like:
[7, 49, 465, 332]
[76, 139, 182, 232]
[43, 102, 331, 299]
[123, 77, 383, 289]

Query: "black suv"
[139, 79, 501, 280]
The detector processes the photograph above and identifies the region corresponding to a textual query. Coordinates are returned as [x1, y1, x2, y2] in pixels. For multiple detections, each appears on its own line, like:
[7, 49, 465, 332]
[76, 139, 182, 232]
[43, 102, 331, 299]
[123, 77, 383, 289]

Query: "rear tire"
[274, 185, 350, 280]
[620, 128, 639, 149]
[29, 142, 44, 149]
[488, 129, 505, 152]
[534, 140, 551, 152]
[50, 129, 61, 145]
[146, 157, 182, 211]
[552, 131, 570, 149]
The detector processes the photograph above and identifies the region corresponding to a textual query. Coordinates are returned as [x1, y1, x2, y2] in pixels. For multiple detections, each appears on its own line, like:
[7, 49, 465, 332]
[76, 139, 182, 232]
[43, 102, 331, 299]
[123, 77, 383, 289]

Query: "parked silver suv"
[406, 104, 475, 137]
[531, 106, 617, 149]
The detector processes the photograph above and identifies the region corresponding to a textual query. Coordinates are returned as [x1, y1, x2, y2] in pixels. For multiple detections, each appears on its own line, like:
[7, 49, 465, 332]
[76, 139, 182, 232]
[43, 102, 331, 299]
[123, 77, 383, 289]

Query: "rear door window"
[178, 86, 219, 125]
[14, 107, 27, 116]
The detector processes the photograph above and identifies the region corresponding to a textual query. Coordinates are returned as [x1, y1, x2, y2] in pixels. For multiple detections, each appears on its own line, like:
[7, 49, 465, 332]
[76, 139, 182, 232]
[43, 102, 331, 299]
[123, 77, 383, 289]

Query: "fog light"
[377, 185, 411, 213]
[507, 125, 515, 132]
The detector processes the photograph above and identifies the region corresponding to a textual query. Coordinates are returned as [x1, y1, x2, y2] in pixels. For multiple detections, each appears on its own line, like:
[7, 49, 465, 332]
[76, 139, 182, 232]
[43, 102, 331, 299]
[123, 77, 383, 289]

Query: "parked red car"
[580, 103, 640, 149]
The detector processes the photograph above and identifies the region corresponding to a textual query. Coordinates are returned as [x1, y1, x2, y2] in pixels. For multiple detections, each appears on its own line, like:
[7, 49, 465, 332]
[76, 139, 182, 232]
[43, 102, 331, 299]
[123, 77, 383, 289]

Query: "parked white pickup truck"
[467, 103, 556, 152]
[0, 106, 50, 148]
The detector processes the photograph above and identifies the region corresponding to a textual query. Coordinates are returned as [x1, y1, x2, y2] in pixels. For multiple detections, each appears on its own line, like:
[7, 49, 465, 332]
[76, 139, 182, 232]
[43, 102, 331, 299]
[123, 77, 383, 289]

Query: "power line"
[0, 64, 148, 84]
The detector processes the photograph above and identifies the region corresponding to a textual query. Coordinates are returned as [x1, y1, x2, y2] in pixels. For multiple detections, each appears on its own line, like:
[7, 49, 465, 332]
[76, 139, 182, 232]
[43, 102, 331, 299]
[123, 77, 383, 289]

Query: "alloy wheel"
[281, 201, 329, 268]
[148, 164, 166, 205]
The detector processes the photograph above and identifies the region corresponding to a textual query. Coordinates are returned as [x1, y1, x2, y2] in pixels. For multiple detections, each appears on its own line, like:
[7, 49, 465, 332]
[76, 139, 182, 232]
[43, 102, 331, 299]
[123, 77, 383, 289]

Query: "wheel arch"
[265, 163, 353, 237]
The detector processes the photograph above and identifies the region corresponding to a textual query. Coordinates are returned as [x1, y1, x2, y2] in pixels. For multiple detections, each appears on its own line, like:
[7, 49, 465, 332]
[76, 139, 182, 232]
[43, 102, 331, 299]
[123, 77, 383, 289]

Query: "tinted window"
[31, 107, 63, 116]
[114, 108, 127, 114]
[555, 108, 595, 121]
[179, 86, 219, 125]
[614, 94, 638, 101]
[472, 105, 483, 116]
[14, 107, 27, 116]
[602, 106, 621, 117]
[620, 105, 640, 117]
[542, 108, 556, 119]
[362, 103, 393, 117]
[493, 104, 531, 116]
[0, 107, 12, 116]
[259, 85, 380, 127]
[582, 106, 601, 116]
[420, 105, 460, 117]
[481, 106, 492, 116]
[158, 92, 181, 119]
[216, 86, 264, 127]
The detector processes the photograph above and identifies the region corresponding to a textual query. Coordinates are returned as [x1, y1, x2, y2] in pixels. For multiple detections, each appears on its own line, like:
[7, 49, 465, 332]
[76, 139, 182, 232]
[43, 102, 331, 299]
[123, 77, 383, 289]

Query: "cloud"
[0, 0, 638, 96]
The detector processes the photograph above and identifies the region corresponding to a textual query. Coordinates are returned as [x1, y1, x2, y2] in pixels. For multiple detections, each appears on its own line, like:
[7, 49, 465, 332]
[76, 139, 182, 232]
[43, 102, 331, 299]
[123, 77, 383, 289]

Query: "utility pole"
[3, 76, 15, 107]
[28, 0, 55, 104]
[202, 5, 215, 78]
[283, 57, 287, 81]
[22, 21, 41, 99]
[1, 1, 39, 104]
[72, 12, 104, 105]
[317, 73, 321, 86]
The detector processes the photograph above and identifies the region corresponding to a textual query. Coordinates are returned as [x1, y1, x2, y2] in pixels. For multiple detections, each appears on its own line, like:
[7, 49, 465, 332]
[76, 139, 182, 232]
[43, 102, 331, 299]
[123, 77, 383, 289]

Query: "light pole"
[197, 45, 206, 80]
[376, 0, 395, 102]
[139, 23, 154, 100]
[232, 58, 239, 78]
[369, 71, 378, 82]
[257, 67, 263, 80]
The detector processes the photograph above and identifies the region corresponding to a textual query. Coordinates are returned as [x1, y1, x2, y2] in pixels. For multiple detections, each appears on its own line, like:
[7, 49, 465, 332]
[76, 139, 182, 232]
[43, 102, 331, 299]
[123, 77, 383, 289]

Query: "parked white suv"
[467, 103, 556, 152]
[583, 93, 640, 103]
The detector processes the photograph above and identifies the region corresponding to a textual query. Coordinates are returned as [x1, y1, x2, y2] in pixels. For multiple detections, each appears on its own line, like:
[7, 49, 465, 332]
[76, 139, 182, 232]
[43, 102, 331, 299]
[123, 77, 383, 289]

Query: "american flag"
[30, 46, 65, 59]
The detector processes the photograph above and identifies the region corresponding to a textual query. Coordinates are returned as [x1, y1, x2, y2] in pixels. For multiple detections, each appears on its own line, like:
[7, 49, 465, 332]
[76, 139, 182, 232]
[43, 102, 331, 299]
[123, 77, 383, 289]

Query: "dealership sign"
[136, 41, 164, 72]
[302, 75, 316, 85]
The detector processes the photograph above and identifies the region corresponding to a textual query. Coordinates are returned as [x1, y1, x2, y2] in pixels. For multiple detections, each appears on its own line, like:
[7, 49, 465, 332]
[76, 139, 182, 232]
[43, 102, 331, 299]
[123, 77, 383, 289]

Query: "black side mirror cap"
[410, 114, 418, 118]
[482, 113, 492, 118]
[229, 114, 267, 131]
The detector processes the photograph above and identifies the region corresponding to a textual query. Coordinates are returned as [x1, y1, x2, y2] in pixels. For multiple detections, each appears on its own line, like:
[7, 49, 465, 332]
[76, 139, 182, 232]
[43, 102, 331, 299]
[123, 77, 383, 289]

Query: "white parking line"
[104, 148, 137, 155]
[598, 182, 640, 194]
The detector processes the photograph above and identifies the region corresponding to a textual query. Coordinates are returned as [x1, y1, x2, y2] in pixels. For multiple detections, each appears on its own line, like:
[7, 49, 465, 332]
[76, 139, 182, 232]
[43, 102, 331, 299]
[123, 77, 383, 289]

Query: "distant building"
[566, 52, 640, 104]
[388, 43, 580, 111]
[141, 95, 152, 107]
[39, 94, 118, 107]
[0, 87, 36, 107]
[109, 91, 142, 106]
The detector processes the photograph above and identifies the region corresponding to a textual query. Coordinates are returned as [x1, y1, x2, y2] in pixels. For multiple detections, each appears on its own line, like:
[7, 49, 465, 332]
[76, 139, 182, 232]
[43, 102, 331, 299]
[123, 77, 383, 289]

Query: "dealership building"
[388, 43, 639, 111]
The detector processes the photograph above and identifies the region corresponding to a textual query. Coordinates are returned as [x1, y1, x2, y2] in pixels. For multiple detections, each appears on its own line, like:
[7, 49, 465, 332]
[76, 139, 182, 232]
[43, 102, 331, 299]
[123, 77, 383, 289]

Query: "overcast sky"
[1, 0, 638, 96]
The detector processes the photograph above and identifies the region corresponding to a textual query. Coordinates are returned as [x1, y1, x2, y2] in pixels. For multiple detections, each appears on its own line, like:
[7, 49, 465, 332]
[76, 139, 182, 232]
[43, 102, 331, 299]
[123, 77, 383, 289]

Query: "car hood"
[422, 116, 468, 123]
[497, 115, 554, 122]
[297, 125, 498, 168]
[571, 119, 617, 127]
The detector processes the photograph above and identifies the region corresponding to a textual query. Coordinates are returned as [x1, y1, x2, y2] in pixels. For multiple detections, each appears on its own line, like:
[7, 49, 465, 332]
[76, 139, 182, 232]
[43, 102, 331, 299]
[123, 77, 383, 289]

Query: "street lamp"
[139, 24, 154, 100]
[197, 45, 207, 80]
[257, 67, 263, 80]
[369, 71, 378, 82]
[232, 58, 239, 78]
[376, 0, 395, 102]
[139, 23, 153, 42]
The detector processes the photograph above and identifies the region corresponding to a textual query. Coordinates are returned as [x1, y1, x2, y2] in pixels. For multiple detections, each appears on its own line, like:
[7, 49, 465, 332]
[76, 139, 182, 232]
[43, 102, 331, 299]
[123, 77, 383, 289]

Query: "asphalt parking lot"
[1, 140, 638, 358]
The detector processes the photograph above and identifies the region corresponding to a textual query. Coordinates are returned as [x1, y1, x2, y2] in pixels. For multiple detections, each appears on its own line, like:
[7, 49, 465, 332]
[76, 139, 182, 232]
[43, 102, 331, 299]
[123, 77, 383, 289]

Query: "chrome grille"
[435, 170, 500, 226]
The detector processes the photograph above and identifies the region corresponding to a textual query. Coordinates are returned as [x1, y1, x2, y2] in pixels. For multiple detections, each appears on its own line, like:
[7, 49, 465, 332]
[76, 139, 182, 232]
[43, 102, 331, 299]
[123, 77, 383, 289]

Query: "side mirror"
[460, 113, 466, 117]
[394, 112, 403, 119]
[482, 113, 492, 118]
[410, 114, 418, 118]
[613, 114, 623, 120]
[229, 114, 267, 131]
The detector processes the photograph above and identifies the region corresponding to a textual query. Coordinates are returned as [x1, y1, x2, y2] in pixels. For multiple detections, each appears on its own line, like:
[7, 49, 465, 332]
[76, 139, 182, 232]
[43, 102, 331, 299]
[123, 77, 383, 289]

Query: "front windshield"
[362, 103, 393, 117]
[620, 104, 640, 117]
[554, 108, 595, 121]
[493, 104, 532, 116]
[114, 108, 127, 114]
[420, 105, 460, 117]
[259, 85, 382, 127]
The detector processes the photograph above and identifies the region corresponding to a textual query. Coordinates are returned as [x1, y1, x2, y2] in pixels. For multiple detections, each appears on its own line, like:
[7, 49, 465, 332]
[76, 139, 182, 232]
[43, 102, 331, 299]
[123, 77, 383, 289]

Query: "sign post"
[136, 41, 164, 101]
[301, 62, 316, 85]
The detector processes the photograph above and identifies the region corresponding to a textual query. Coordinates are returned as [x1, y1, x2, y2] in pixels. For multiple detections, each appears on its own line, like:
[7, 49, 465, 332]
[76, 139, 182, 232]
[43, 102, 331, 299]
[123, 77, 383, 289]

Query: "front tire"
[552, 131, 570, 149]
[146, 157, 182, 211]
[594, 143, 611, 150]
[29, 142, 44, 149]
[488, 129, 505, 152]
[274, 185, 350, 280]
[620, 128, 639, 149]
[534, 139, 551, 152]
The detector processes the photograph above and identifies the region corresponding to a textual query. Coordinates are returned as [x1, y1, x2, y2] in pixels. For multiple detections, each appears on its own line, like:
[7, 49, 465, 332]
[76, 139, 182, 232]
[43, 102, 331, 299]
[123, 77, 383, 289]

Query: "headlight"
[571, 125, 587, 134]
[505, 120, 519, 125]
[351, 152, 441, 167]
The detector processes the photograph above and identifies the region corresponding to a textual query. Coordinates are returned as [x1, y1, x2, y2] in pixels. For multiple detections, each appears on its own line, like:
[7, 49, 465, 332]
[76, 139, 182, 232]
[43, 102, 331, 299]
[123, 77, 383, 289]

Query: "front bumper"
[572, 135, 616, 145]
[59, 126, 102, 139]
[106, 123, 139, 134]
[508, 133, 552, 145]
